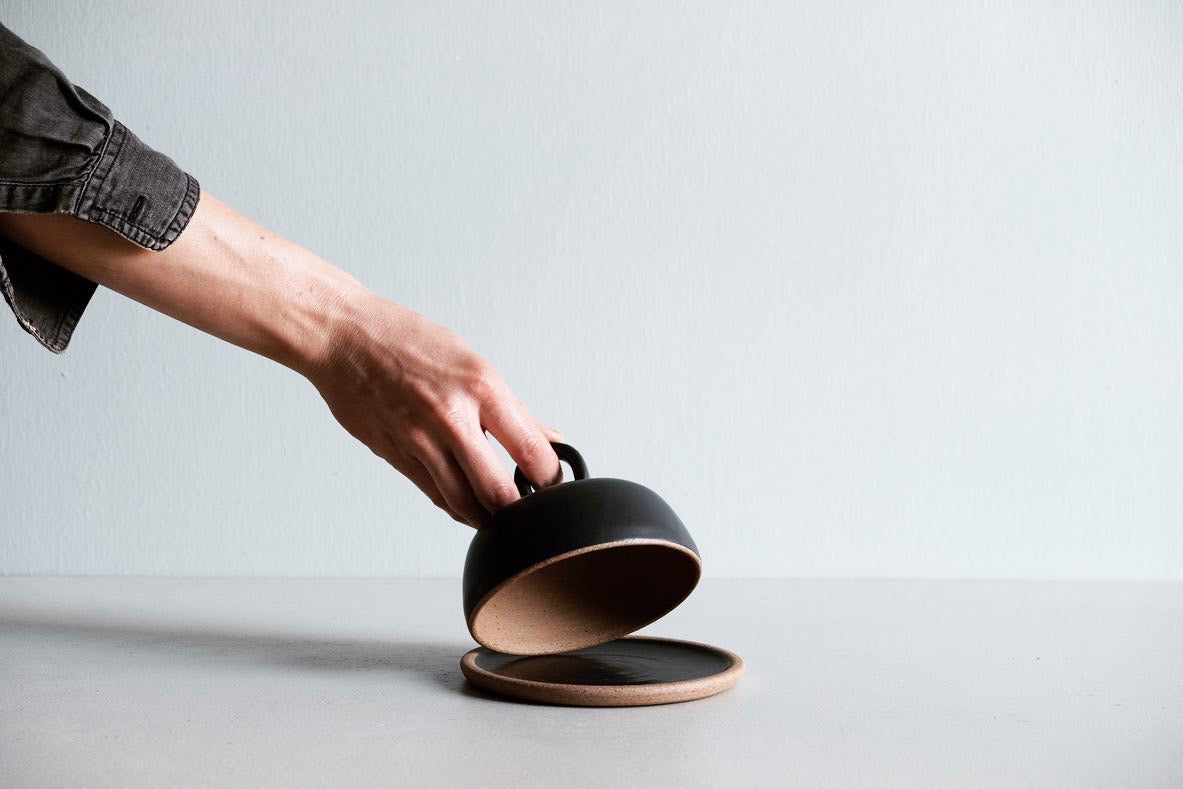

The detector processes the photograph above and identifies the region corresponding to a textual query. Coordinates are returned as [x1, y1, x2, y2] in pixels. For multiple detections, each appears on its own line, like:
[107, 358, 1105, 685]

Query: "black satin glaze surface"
[462, 478, 700, 617]
[473, 638, 734, 686]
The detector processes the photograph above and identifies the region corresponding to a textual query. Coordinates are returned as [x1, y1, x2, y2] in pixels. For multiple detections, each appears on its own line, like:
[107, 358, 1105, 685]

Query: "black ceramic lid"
[462, 444, 702, 655]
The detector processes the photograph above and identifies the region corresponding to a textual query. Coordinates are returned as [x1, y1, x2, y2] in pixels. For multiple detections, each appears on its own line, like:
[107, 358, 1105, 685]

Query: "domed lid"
[462, 444, 701, 655]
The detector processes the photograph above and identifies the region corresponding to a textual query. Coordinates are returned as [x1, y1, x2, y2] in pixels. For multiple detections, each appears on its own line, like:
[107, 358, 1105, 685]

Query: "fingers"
[445, 409, 521, 513]
[412, 438, 490, 529]
[483, 393, 562, 492]
[379, 443, 468, 526]
[391, 399, 561, 528]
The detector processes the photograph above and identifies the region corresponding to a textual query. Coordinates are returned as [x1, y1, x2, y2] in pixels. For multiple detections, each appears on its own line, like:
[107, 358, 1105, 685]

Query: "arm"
[0, 194, 562, 527]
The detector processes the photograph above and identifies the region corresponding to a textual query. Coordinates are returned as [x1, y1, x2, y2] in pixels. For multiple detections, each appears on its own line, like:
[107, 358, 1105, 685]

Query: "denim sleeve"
[0, 23, 200, 353]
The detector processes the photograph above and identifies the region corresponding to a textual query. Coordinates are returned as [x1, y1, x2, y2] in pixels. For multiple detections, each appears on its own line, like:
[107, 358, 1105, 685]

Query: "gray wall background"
[2, 1, 1180, 579]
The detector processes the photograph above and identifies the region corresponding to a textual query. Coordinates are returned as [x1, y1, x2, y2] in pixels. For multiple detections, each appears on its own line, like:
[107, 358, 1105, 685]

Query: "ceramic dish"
[463, 444, 702, 655]
[461, 636, 745, 707]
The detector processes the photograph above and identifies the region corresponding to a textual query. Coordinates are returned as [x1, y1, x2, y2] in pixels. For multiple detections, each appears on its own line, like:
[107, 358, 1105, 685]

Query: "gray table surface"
[2, 577, 1180, 787]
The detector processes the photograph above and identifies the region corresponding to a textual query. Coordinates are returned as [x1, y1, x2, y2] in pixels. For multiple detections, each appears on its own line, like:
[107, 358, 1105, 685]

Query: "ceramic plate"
[460, 636, 743, 707]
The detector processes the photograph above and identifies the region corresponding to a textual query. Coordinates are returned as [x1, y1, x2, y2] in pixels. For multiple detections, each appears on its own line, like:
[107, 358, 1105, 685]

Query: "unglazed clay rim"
[466, 537, 703, 654]
[460, 636, 745, 707]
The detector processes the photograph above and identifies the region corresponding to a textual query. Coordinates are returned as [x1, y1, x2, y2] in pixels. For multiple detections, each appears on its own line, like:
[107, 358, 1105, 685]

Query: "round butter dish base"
[460, 636, 744, 707]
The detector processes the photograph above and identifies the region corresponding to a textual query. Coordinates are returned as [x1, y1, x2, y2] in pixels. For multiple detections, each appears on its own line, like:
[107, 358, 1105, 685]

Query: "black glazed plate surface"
[460, 636, 744, 707]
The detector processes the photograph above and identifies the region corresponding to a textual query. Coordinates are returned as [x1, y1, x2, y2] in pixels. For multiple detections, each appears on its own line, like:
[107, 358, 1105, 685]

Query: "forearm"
[0, 19, 562, 527]
[0, 194, 562, 526]
[0, 193, 359, 376]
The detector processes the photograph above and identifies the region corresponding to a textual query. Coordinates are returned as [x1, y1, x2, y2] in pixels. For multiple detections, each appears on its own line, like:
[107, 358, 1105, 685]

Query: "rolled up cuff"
[73, 120, 200, 251]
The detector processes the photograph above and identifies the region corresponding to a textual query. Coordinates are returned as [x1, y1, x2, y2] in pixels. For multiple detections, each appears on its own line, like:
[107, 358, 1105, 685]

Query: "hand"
[0, 195, 560, 527]
[307, 291, 562, 527]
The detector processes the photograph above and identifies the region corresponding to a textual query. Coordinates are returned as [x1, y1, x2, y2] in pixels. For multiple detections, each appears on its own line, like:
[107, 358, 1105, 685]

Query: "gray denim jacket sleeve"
[0, 22, 200, 353]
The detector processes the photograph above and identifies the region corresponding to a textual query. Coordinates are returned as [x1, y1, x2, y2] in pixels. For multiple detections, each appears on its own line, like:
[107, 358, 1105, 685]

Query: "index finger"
[482, 395, 561, 491]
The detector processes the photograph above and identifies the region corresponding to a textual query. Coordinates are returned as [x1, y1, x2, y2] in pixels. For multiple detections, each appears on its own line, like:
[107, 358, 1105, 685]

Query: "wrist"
[274, 266, 373, 382]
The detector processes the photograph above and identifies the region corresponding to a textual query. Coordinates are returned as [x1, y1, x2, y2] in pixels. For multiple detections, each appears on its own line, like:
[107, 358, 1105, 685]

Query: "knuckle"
[518, 434, 561, 486]
[436, 401, 473, 439]
[401, 425, 435, 455]
[483, 479, 519, 510]
[516, 431, 549, 464]
[468, 361, 501, 402]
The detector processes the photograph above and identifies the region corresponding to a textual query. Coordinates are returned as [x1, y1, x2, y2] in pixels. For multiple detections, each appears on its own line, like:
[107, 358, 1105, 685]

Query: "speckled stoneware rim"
[466, 537, 702, 654]
[460, 636, 745, 707]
